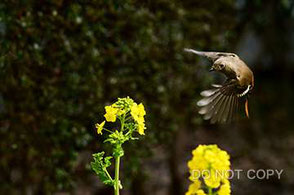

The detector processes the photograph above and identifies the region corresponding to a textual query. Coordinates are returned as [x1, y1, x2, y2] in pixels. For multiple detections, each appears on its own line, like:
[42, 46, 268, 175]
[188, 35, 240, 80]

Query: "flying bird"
[184, 48, 254, 123]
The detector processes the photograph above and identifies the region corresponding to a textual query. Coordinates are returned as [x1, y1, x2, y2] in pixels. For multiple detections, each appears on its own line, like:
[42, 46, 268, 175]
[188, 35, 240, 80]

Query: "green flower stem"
[114, 155, 121, 195]
[113, 113, 126, 195]
[103, 128, 113, 134]
[120, 113, 126, 130]
[124, 116, 132, 121]
[125, 130, 131, 137]
[208, 187, 212, 195]
[103, 167, 113, 182]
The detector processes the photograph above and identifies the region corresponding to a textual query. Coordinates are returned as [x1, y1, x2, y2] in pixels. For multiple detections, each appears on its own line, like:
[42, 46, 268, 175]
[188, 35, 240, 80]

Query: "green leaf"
[91, 152, 114, 186]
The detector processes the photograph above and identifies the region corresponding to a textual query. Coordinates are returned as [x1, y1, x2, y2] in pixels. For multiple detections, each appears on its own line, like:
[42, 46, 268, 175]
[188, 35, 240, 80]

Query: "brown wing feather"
[197, 83, 242, 123]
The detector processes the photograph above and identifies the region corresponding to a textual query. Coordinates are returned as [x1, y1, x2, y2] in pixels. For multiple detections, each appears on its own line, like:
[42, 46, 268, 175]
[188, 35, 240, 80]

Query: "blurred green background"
[1, 0, 294, 194]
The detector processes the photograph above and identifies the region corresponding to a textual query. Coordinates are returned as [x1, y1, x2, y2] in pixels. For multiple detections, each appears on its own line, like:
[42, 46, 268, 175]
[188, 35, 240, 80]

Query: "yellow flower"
[185, 180, 201, 195]
[188, 156, 207, 172]
[203, 170, 221, 188]
[131, 103, 146, 122]
[116, 108, 126, 116]
[196, 190, 207, 195]
[131, 103, 146, 135]
[95, 121, 105, 135]
[137, 120, 146, 135]
[218, 180, 231, 195]
[204, 150, 217, 163]
[104, 105, 118, 122]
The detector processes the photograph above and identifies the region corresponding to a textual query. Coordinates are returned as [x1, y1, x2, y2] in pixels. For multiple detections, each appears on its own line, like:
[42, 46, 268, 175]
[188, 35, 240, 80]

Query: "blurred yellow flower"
[104, 105, 118, 122]
[95, 121, 105, 135]
[185, 180, 201, 195]
[218, 180, 231, 195]
[196, 189, 207, 195]
[186, 145, 231, 195]
[203, 171, 221, 188]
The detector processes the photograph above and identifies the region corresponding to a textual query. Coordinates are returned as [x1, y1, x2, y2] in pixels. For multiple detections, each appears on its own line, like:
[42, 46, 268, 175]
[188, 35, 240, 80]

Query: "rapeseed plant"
[91, 97, 146, 195]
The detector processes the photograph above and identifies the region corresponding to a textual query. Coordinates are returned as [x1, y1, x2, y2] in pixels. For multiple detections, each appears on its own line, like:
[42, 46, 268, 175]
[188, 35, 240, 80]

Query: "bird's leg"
[245, 98, 250, 118]
[237, 85, 251, 97]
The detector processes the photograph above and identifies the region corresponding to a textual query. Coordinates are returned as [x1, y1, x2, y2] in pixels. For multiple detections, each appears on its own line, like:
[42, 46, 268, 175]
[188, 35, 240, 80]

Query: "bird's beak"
[209, 67, 214, 72]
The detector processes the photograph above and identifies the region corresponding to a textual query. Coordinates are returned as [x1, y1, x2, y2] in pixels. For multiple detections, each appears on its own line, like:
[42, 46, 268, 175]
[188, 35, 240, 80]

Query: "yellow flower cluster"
[103, 103, 128, 123]
[131, 103, 146, 135]
[95, 97, 146, 136]
[186, 145, 231, 195]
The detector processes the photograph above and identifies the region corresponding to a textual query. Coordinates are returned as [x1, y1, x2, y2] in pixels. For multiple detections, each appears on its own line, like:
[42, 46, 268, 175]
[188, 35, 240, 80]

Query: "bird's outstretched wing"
[197, 83, 246, 124]
[184, 48, 237, 62]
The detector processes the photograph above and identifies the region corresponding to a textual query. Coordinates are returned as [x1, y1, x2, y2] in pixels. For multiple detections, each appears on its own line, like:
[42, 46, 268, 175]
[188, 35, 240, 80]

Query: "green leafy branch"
[91, 152, 114, 186]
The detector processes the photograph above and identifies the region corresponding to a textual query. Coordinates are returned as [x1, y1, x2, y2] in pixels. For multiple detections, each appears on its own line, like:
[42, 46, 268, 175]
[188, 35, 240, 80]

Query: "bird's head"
[210, 57, 237, 78]
[209, 62, 226, 72]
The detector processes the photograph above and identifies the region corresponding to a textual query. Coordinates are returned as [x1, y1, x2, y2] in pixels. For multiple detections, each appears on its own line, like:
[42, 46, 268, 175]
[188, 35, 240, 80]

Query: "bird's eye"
[219, 64, 225, 69]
